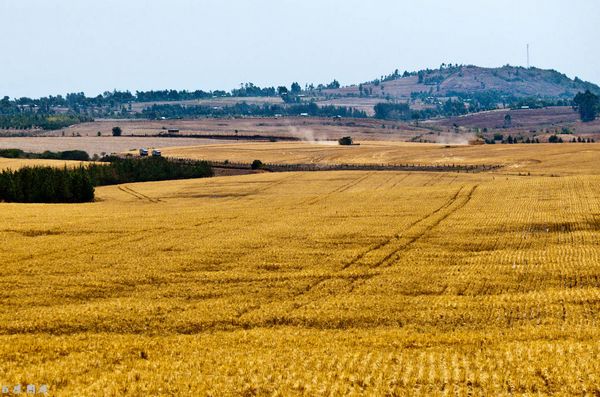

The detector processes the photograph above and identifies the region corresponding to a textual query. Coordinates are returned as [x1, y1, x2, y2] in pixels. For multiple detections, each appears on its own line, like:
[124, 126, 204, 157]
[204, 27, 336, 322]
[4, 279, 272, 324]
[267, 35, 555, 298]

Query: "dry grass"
[1, 153, 600, 394]
[162, 141, 600, 176]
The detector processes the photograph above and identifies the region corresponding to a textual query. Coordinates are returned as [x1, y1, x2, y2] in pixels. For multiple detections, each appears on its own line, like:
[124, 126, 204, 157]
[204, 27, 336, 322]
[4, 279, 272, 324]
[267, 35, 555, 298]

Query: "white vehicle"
[151, 149, 162, 157]
[139, 148, 149, 156]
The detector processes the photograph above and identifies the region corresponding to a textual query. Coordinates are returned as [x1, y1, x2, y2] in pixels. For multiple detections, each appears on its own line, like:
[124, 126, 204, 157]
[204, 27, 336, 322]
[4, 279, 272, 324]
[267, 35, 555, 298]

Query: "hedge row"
[0, 157, 213, 203]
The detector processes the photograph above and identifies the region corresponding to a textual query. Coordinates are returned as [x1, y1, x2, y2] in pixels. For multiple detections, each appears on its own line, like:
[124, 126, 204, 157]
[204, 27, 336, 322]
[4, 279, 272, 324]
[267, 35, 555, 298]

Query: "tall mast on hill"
[527, 44, 530, 68]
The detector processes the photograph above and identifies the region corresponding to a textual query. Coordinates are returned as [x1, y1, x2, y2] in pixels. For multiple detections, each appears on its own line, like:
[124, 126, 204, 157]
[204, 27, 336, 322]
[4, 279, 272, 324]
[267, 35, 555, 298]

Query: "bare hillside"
[323, 65, 600, 99]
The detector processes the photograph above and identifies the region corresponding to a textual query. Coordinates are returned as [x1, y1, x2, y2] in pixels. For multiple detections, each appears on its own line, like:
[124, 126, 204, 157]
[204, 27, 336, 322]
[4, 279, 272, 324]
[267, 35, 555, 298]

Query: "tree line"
[0, 148, 90, 161]
[0, 157, 213, 203]
[0, 113, 91, 130]
[0, 166, 94, 203]
[141, 102, 367, 119]
[86, 156, 213, 186]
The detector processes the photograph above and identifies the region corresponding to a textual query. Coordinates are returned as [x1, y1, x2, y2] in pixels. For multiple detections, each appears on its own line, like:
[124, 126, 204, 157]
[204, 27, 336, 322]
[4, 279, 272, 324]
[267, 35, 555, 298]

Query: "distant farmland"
[161, 141, 600, 176]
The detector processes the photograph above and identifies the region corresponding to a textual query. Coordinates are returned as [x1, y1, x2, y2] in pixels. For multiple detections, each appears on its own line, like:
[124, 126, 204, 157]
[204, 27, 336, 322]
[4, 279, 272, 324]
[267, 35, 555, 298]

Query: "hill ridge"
[327, 65, 600, 100]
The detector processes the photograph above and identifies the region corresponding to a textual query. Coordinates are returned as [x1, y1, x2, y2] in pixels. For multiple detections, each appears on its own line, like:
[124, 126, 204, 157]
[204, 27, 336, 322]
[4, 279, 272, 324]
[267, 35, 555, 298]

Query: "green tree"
[326, 80, 340, 89]
[290, 82, 301, 95]
[573, 90, 599, 122]
[277, 86, 288, 96]
[112, 126, 122, 136]
[251, 160, 263, 169]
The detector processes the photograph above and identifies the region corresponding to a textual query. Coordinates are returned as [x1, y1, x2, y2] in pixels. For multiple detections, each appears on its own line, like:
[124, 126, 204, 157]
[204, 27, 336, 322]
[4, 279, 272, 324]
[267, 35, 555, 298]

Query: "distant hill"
[324, 65, 600, 100]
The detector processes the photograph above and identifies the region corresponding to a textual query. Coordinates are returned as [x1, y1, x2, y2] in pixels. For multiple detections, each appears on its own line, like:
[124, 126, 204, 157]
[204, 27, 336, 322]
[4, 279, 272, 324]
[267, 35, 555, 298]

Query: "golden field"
[0, 158, 87, 171]
[1, 143, 600, 395]
[161, 141, 600, 176]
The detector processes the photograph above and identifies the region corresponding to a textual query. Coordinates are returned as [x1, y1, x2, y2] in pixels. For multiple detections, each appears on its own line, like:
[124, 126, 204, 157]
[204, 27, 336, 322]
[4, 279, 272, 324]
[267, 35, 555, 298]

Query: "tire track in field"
[238, 272, 378, 321]
[420, 174, 440, 187]
[233, 185, 480, 325]
[374, 174, 396, 191]
[117, 185, 145, 201]
[282, 185, 479, 317]
[423, 173, 445, 186]
[341, 185, 466, 270]
[119, 185, 161, 203]
[228, 173, 297, 202]
[303, 172, 373, 205]
[376, 184, 478, 269]
[224, 177, 479, 326]
[389, 174, 411, 189]
[446, 175, 459, 185]
[13, 227, 162, 264]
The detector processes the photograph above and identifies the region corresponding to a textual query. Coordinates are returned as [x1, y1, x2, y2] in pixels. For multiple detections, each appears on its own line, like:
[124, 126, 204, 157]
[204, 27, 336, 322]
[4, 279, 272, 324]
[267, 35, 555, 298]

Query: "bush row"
[0, 148, 90, 161]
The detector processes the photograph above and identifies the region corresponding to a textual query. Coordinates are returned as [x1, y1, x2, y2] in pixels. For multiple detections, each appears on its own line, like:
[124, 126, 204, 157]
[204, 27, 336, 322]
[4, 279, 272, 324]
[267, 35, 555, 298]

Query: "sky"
[0, 0, 598, 98]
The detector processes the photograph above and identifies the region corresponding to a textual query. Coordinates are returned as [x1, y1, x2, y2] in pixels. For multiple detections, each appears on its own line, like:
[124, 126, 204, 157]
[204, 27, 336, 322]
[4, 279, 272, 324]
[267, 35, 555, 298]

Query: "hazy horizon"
[1, 0, 599, 98]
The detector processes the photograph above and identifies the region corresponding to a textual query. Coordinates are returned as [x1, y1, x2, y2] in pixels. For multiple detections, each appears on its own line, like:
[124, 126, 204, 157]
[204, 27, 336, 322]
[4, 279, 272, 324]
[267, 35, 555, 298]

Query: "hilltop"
[324, 65, 600, 100]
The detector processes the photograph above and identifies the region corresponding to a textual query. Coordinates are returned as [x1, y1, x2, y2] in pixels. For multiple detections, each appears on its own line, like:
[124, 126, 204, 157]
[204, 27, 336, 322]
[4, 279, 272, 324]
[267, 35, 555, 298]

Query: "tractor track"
[376, 184, 478, 269]
[341, 185, 466, 270]
[303, 172, 373, 205]
[118, 185, 161, 203]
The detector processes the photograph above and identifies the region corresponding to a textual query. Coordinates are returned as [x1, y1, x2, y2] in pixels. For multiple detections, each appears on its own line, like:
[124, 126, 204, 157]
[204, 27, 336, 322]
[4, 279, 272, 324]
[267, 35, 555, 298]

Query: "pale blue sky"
[0, 0, 598, 98]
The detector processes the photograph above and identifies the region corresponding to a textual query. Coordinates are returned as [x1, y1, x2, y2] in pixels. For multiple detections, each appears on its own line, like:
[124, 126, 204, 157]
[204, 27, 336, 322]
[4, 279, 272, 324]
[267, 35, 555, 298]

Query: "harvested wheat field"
[2, 143, 600, 395]
[162, 141, 600, 176]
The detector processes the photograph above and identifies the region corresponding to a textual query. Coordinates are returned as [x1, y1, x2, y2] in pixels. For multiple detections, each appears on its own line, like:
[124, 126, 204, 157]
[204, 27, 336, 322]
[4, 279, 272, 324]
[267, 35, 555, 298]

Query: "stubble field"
[1, 143, 600, 395]
[162, 141, 600, 176]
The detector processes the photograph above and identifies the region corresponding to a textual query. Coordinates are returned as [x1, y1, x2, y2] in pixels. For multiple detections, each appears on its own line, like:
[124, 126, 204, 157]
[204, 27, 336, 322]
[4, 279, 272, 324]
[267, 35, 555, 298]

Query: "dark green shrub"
[251, 160, 263, 170]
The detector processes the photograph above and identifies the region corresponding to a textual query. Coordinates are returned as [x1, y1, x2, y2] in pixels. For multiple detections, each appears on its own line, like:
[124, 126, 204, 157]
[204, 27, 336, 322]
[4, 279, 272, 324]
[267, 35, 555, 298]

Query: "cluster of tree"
[573, 90, 599, 122]
[446, 91, 518, 111]
[568, 136, 595, 143]
[399, 91, 575, 120]
[511, 97, 571, 109]
[373, 102, 461, 121]
[548, 135, 564, 143]
[0, 148, 90, 161]
[0, 166, 94, 203]
[485, 134, 594, 144]
[485, 135, 541, 144]
[374, 103, 412, 120]
[231, 83, 277, 97]
[88, 156, 213, 186]
[547, 135, 595, 143]
[0, 113, 91, 130]
[374, 64, 465, 86]
[0, 157, 213, 203]
[135, 89, 214, 102]
[141, 102, 367, 119]
[8, 90, 216, 109]
[441, 99, 468, 116]
[277, 83, 303, 103]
